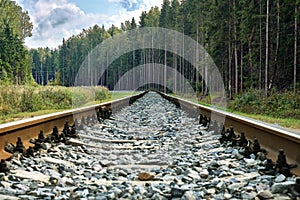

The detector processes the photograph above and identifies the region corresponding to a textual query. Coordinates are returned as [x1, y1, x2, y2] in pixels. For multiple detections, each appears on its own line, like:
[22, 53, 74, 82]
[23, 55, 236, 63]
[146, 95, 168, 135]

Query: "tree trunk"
[269, 0, 280, 91]
[265, 0, 269, 96]
[126, 53, 129, 89]
[164, 35, 167, 93]
[201, 62, 205, 96]
[228, 3, 232, 99]
[294, 3, 298, 93]
[181, 28, 185, 93]
[259, 0, 262, 96]
[233, 0, 238, 95]
[132, 47, 135, 90]
[41, 63, 43, 86]
[174, 54, 177, 93]
[151, 34, 155, 89]
[205, 52, 208, 95]
[248, 25, 255, 88]
[240, 44, 243, 92]
[196, 22, 199, 96]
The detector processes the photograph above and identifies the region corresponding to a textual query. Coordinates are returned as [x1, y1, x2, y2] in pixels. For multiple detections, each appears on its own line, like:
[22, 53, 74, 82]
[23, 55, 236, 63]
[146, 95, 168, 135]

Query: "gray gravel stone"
[228, 182, 247, 191]
[271, 181, 295, 193]
[182, 191, 197, 200]
[241, 191, 257, 199]
[244, 158, 257, 167]
[257, 189, 273, 199]
[199, 169, 209, 179]
[275, 174, 286, 183]
[171, 187, 185, 198]
[1, 92, 298, 199]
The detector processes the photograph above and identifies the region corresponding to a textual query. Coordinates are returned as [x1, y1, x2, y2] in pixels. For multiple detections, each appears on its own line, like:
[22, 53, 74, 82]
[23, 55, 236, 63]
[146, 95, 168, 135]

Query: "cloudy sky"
[16, 0, 163, 49]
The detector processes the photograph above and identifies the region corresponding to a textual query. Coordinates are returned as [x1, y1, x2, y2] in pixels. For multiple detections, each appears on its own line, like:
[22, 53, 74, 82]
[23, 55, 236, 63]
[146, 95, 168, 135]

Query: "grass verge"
[83, 91, 139, 106]
[0, 86, 138, 124]
[231, 112, 300, 131]
[172, 94, 300, 132]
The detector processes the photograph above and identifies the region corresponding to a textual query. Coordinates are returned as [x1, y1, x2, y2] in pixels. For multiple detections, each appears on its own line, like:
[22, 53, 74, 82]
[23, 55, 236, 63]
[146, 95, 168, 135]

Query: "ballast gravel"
[0, 92, 299, 199]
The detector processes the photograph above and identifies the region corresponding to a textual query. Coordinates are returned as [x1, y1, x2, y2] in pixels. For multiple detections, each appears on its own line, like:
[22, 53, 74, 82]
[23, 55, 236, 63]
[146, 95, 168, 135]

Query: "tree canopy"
[0, 0, 33, 84]
[1, 0, 299, 97]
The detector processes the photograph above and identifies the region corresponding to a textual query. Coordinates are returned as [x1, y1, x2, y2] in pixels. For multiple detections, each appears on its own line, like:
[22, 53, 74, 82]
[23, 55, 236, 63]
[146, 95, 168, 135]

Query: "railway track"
[158, 92, 300, 176]
[0, 92, 147, 160]
[0, 91, 299, 199]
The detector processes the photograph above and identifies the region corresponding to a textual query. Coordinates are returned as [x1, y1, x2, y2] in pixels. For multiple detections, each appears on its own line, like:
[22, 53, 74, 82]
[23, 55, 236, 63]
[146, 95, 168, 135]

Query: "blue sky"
[16, 0, 163, 49]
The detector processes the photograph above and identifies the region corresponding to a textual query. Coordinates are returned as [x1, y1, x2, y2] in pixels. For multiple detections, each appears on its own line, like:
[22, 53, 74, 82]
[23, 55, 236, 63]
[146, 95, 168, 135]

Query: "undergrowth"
[228, 89, 300, 119]
[0, 85, 111, 116]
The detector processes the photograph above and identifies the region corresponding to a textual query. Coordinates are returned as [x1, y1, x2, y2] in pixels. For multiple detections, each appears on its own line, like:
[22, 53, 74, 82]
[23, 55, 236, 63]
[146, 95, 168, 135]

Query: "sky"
[15, 0, 163, 49]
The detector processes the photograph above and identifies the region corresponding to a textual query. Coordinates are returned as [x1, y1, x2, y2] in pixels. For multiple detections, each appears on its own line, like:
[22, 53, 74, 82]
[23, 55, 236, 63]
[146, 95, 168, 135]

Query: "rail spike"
[51, 126, 60, 142]
[26, 146, 35, 157]
[295, 178, 300, 194]
[63, 121, 71, 135]
[219, 126, 227, 144]
[252, 138, 261, 156]
[241, 140, 252, 158]
[70, 125, 77, 138]
[4, 143, 15, 154]
[275, 149, 297, 177]
[37, 130, 45, 143]
[260, 158, 276, 175]
[228, 126, 237, 146]
[202, 116, 208, 127]
[199, 114, 203, 125]
[0, 159, 9, 174]
[238, 132, 248, 147]
[15, 137, 26, 154]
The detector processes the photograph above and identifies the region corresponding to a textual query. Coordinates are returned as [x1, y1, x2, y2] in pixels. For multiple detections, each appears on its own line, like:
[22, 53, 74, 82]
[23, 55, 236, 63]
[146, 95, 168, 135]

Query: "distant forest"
[0, 0, 299, 98]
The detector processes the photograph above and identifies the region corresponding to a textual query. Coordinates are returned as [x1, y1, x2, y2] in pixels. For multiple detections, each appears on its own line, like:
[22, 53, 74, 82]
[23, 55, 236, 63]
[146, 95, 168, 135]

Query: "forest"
[0, 0, 33, 84]
[25, 0, 300, 98]
[0, 0, 299, 116]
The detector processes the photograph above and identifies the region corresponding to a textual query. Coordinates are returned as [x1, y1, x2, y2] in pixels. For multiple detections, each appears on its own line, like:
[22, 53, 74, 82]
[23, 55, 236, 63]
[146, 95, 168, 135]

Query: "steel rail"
[0, 91, 148, 160]
[1, 90, 299, 176]
[158, 92, 300, 176]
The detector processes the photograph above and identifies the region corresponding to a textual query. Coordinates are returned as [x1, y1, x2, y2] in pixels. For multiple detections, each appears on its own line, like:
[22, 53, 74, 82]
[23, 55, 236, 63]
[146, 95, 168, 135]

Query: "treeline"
[1, 0, 299, 98]
[29, 20, 138, 87]
[31, 0, 299, 97]
[0, 0, 33, 84]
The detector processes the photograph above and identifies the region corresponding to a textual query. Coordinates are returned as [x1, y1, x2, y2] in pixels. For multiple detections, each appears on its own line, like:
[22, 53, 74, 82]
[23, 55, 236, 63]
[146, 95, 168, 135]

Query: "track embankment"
[158, 92, 300, 175]
[0, 91, 299, 199]
[0, 92, 147, 160]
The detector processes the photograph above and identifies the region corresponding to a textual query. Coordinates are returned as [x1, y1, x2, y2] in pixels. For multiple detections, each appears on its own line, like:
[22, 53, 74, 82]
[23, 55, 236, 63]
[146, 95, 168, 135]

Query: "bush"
[0, 85, 111, 117]
[229, 89, 300, 119]
[20, 87, 42, 112]
[95, 87, 111, 101]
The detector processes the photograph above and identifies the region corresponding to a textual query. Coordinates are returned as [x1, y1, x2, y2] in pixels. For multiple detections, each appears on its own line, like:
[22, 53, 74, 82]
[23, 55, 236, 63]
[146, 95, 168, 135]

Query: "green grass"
[110, 91, 140, 99]
[172, 94, 300, 131]
[232, 112, 300, 131]
[0, 87, 138, 124]
[0, 109, 66, 124]
[83, 91, 139, 106]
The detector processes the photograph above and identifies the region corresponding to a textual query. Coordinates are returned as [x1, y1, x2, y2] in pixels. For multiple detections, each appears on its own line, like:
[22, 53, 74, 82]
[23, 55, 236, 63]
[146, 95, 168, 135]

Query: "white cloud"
[18, 0, 163, 48]
[110, 0, 163, 11]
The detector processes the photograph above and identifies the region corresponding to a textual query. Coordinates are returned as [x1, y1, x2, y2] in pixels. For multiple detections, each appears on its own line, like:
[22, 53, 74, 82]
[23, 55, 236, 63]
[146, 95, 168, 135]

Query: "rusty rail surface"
[0, 91, 148, 160]
[158, 92, 300, 176]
